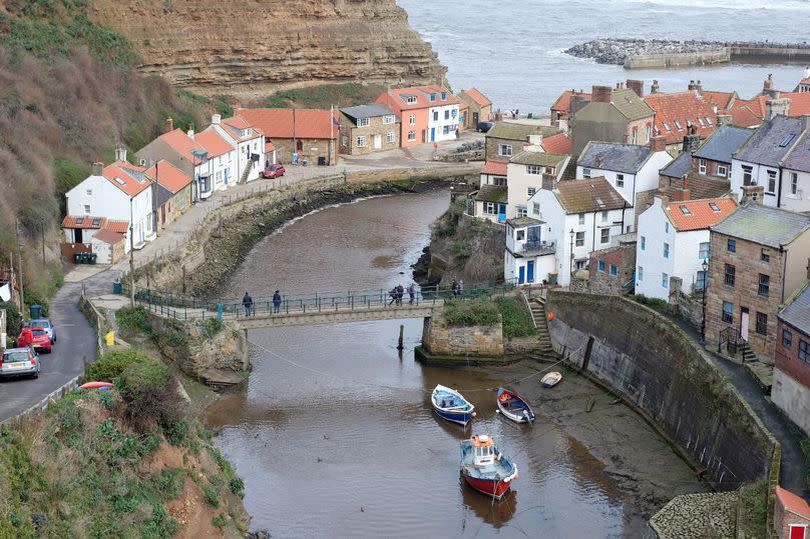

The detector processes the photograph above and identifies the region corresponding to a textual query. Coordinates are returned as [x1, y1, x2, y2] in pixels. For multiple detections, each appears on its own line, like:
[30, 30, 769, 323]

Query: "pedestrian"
[389, 287, 397, 306]
[272, 290, 282, 314]
[242, 291, 253, 317]
[451, 279, 459, 297]
[458, 280, 464, 297]
[396, 284, 404, 306]
[408, 283, 416, 304]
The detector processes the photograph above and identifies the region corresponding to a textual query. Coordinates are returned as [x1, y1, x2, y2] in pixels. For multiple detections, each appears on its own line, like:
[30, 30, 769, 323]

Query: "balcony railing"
[519, 240, 556, 255]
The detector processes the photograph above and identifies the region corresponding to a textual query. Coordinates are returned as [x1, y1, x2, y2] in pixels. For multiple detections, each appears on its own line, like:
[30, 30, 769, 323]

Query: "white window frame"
[527, 187, 536, 197]
[699, 159, 707, 174]
[86, 189, 92, 196]
[638, 266, 643, 281]
[407, 131, 416, 141]
[578, 213, 585, 225]
[383, 115, 395, 124]
[356, 136, 366, 147]
[386, 131, 395, 143]
[575, 231, 585, 247]
[791, 171, 799, 195]
[699, 242, 710, 260]
[663, 242, 670, 259]
[406, 96, 417, 104]
[582, 168, 591, 179]
[526, 165, 542, 175]
[493, 176, 507, 186]
[499, 144, 513, 157]
[717, 165, 727, 177]
[767, 169, 777, 193]
[662, 273, 669, 288]
[616, 174, 624, 188]
[409, 115, 415, 126]
[483, 201, 496, 215]
[600, 228, 610, 244]
[84, 204, 91, 215]
[357, 118, 370, 128]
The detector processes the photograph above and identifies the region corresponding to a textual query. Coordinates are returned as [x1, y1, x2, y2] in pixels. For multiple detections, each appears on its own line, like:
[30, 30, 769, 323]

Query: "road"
[0, 281, 96, 423]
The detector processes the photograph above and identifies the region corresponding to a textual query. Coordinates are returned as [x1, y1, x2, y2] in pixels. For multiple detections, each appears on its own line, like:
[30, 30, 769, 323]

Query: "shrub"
[212, 513, 228, 528]
[165, 420, 188, 446]
[199, 318, 222, 339]
[200, 483, 219, 508]
[117, 361, 178, 429]
[85, 348, 153, 382]
[115, 307, 152, 336]
[443, 298, 500, 327]
[495, 297, 536, 338]
[1, 301, 23, 336]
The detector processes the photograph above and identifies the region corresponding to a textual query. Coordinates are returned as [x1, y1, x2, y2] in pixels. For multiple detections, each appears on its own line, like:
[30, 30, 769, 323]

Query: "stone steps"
[525, 296, 556, 356]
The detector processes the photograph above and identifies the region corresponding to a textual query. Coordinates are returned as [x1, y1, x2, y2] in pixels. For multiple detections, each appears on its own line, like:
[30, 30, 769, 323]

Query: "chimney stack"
[527, 130, 543, 148]
[187, 125, 194, 138]
[741, 184, 765, 205]
[696, 80, 703, 94]
[763, 73, 779, 98]
[673, 175, 691, 202]
[717, 114, 732, 126]
[114, 145, 127, 163]
[211, 114, 221, 125]
[687, 80, 697, 91]
[765, 97, 790, 120]
[165, 117, 174, 133]
[626, 79, 644, 97]
[650, 79, 660, 94]
[92, 162, 103, 176]
[682, 130, 701, 154]
[649, 135, 666, 153]
[592, 85, 613, 103]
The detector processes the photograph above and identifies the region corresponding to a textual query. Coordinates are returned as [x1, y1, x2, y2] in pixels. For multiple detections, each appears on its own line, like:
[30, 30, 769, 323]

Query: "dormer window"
[663, 123, 671, 132]
[709, 202, 720, 212]
[674, 120, 682, 130]
[382, 115, 395, 124]
[244, 128, 252, 137]
[429, 93, 436, 102]
[440, 92, 447, 100]
[404, 95, 417, 104]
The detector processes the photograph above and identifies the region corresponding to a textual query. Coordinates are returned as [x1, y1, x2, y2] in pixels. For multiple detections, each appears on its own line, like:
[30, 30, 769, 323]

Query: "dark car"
[0, 347, 40, 380]
[263, 164, 286, 179]
[476, 121, 494, 133]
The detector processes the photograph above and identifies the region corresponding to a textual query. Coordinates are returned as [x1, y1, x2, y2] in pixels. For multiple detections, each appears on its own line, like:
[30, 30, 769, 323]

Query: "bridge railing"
[135, 280, 518, 321]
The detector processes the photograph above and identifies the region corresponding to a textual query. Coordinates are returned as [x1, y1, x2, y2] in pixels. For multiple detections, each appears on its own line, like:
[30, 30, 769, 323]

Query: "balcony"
[518, 240, 556, 256]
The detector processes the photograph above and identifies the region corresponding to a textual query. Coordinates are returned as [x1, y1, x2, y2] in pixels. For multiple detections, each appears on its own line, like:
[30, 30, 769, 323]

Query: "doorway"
[527, 260, 535, 283]
[740, 307, 750, 341]
[430, 127, 435, 142]
[790, 525, 807, 539]
[373, 134, 382, 149]
[473, 112, 479, 126]
[518, 266, 525, 285]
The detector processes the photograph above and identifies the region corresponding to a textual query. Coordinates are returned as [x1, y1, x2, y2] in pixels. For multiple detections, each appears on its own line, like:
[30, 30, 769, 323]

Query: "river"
[395, 0, 810, 112]
[205, 190, 703, 537]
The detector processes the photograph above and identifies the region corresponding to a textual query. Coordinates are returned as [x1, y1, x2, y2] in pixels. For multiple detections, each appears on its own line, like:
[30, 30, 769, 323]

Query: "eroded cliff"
[89, 0, 445, 98]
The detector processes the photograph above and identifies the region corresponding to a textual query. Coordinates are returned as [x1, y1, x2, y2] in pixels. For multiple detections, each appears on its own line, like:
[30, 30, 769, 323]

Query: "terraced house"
[338, 105, 400, 155]
[484, 122, 564, 163]
[375, 85, 459, 147]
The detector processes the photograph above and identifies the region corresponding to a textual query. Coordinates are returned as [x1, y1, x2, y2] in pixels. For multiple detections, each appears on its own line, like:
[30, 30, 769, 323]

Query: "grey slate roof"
[508, 216, 544, 227]
[733, 115, 804, 167]
[779, 283, 810, 331]
[486, 122, 560, 141]
[340, 104, 394, 122]
[610, 89, 656, 121]
[154, 183, 173, 208]
[782, 130, 810, 173]
[660, 151, 692, 179]
[693, 125, 753, 164]
[578, 142, 652, 174]
[475, 185, 507, 203]
[711, 202, 810, 248]
[554, 177, 628, 214]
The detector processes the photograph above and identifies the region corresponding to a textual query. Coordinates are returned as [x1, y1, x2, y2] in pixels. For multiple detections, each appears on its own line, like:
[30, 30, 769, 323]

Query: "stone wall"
[422, 315, 504, 357]
[546, 291, 778, 489]
[624, 49, 731, 69]
[771, 369, 810, 435]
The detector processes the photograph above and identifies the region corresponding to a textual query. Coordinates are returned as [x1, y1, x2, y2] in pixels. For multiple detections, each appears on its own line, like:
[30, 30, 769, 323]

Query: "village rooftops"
[146, 160, 191, 194]
[779, 283, 810, 332]
[476, 185, 507, 203]
[551, 89, 592, 115]
[693, 124, 754, 163]
[700, 90, 737, 110]
[235, 108, 340, 140]
[92, 229, 125, 245]
[102, 161, 151, 197]
[711, 202, 810, 248]
[486, 122, 561, 141]
[645, 91, 717, 144]
[221, 116, 263, 141]
[510, 151, 568, 167]
[159, 128, 207, 163]
[194, 129, 233, 158]
[782, 130, 810, 173]
[733, 115, 805, 167]
[578, 141, 654, 174]
[589, 88, 654, 121]
[552, 177, 627, 214]
[541, 132, 572, 154]
[507, 216, 544, 227]
[460, 88, 492, 107]
[339, 104, 395, 123]
[659, 152, 692, 179]
[481, 161, 508, 175]
[375, 85, 461, 113]
[664, 197, 737, 232]
[774, 486, 810, 520]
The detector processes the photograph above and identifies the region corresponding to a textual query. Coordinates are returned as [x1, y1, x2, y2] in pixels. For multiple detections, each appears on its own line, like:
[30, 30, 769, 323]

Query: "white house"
[506, 147, 570, 219]
[576, 139, 672, 224]
[427, 92, 461, 142]
[635, 196, 738, 301]
[504, 177, 630, 286]
[208, 114, 265, 183]
[192, 128, 238, 193]
[731, 115, 810, 211]
[503, 216, 556, 285]
[65, 149, 155, 248]
[471, 161, 508, 223]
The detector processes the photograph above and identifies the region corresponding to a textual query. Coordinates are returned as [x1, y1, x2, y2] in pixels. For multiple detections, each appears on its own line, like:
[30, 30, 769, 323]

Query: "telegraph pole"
[14, 219, 25, 313]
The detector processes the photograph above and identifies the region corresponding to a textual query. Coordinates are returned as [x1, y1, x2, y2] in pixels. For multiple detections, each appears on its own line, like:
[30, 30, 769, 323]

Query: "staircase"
[523, 293, 556, 357]
[239, 160, 254, 184]
[739, 340, 758, 363]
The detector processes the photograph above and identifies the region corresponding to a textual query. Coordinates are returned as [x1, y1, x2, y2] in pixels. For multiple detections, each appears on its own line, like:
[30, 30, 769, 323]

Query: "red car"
[262, 164, 286, 179]
[28, 326, 52, 354]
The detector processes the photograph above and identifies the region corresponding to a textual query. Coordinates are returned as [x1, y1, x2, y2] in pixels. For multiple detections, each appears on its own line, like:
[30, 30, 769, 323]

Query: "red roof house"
[645, 91, 717, 146]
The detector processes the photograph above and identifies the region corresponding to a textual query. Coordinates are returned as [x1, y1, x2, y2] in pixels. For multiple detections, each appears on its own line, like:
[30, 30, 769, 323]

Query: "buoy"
[547, 311, 555, 321]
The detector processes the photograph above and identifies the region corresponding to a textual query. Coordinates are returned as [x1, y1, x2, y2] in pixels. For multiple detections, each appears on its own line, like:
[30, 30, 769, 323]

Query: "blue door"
[518, 266, 525, 284]
[527, 260, 535, 283]
[430, 128, 435, 142]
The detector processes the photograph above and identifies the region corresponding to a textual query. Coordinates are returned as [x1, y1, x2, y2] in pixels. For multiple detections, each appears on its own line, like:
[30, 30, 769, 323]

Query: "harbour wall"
[546, 291, 779, 490]
[624, 49, 731, 69]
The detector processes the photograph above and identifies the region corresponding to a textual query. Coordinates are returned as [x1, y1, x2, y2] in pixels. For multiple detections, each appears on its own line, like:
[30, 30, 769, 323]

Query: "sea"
[395, 0, 810, 113]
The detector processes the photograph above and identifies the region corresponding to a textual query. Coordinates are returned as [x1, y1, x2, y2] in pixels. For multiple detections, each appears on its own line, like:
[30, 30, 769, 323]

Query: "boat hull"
[496, 387, 535, 423]
[461, 471, 513, 499]
[433, 407, 473, 426]
[497, 401, 534, 423]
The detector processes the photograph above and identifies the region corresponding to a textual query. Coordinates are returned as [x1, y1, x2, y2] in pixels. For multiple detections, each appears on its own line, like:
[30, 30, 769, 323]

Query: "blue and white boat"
[431, 384, 476, 426]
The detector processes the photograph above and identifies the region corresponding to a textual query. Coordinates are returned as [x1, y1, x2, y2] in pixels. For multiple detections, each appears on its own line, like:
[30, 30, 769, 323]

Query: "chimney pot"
[651, 79, 660, 94]
[211, 114, 221, 125]
[165, 118, 174, 133]
[626, 79, 644, 97]
[649, 135, 666, 153]
[741, 184, 765, 205]
[92, 162, 103, 176]
[114, 145, 127, 163]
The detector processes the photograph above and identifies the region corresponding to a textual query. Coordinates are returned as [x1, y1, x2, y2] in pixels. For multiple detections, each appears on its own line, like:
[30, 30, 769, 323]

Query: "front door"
[790, 525, 807, 539]
[527, 260, 535, 283]
[473, 112, 479, 126]
[374, 134, 382, 149]
[518, 266, 525, 285]
[740, 307, 750, 341]
[75, 229, 83, 243]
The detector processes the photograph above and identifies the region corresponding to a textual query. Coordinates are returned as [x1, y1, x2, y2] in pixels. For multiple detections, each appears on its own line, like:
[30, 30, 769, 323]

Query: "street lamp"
[569, 228, 575, 283]
[701, 258, 709, 342]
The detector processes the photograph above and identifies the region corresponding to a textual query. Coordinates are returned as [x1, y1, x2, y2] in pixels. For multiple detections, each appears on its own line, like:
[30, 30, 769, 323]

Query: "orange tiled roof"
[195, 129, 233, 158]
[102, 161, 151, 197]
[160, 128, 206, 162]
[646, 92, 717, 144]
[462, 88, 491, 107]
[700, 90, 735, 109]
[224, 115, 250, 130]
[724, 105, 762, 128]
[551, 90, 591, 114]
[775, 486, 810, 519]
[93, 229, 125, 245]
[375, 85, 461, 114]
[236, 108, 339, 140]
[542, 132, 572, 154]
[265, 140, 276, 153]
[781, 91, 810, 116]
[105, 220, 129, 234]
[62, 216, 129, 234]
[481, 161, 507, 175]
[222, 115, 262, 141]
[665, 197, 737, 232]
[146, 160, 191, 194]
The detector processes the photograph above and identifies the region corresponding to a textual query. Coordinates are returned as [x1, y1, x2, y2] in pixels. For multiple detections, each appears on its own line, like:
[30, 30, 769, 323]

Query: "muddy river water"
[205, 189, 704, 537]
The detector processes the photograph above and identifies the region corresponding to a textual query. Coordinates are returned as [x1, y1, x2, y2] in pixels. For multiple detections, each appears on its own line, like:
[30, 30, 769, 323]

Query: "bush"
[443, 298, 500, 327]
[199, 318, 222, 339]
[165, 420, 188, 446]
[85, 349, 154, 382]
[1, 301, 23, 336]
[200, 483, 219, 508]
[117, 361, 178, 429]
[115, 307, 152, 336]
[495, 297, 535, 337]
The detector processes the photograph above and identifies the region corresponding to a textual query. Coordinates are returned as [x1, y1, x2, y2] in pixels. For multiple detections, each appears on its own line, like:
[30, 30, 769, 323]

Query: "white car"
[0, 347, 40, 380]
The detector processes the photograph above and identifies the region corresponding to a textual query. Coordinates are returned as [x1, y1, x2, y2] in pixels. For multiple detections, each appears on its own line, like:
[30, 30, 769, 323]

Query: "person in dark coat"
[451, 279, 459, 297]
[396, 284, 404, 306]
[242, 292, 253, 316]
[408, 283, 416, 304]
[272, 290, 282, 314]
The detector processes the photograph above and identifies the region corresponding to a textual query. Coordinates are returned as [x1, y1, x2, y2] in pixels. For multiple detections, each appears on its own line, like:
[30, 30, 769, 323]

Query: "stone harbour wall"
[422, 315, 504, 357]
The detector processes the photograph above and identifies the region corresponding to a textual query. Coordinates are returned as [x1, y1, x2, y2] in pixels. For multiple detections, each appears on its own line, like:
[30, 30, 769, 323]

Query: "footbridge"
[134, 283, 513, 329]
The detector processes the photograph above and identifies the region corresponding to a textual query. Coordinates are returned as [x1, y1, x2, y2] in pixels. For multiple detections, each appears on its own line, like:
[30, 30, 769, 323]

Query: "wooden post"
[397, 324, 404, 350]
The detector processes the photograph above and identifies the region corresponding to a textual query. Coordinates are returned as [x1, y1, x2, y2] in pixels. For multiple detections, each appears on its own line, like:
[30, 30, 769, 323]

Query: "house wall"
[339, 116, 400, 156]
[211, 124, 264, 184]
[672, 229, 710, 293]
[474, 199, 504, 223]
[779, 168, 810, 213]
[730, 159, 779, 206]
[90, 236, 112, 264]
[692, 156, 731, 180]
[207, 150, 236, 191]
[773, 319, 810, 435]
[272, 138, 336, 165]
[589, 244, 635, 295]
[136, 138, 193, 179]
[784, 230, 810, 300]
[578, 166, 637, 209]
[503, 249, 556, 285]
[774, 489, 810, 538]
[485, 136, 526, 163]
[399, 109, 429, 148]
[636, 200, 674, 300]
[427, 103, 460, 142]
[67, 176, 129, 222]
[577, 151, 671, 214]
[507, 162, 552, 218]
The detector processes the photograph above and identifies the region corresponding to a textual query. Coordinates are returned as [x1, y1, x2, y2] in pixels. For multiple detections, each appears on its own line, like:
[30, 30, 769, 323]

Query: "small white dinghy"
[541, 371, 562, 388]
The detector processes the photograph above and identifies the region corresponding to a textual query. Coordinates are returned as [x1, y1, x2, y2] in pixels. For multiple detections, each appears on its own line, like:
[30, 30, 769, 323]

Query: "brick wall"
[691, 156, 730, 179]
[775, 320, 810, 389]
[272, 138, 336, 165]
[774, 489, 810, 538]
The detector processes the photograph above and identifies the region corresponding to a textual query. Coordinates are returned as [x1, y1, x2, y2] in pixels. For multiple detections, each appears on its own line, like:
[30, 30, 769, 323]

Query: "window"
[409, 115, 415, 125]
[601, 210, 608, 222]
[778, 133, 796, 147]
[582, 168, 591, 178]
[727, 239, 736, 252]
[383, 115, 395, 124]
[679, 205, 691, 215]
[755, 312, 768, 335]
[661, 272, 669, 288]
[406, 96, 417, 104]
[800, 340, 810, 364]
[357, 118, 370, 127]
[610, 264, 618, 276]
[483, 202, 495, 215]
[342, 135, 348, 147]
[791, 172, 799, 195]
[598, 260, 606, 272]
[717, 165, 728, 177]
[443, 125, 452, 135]
[709, 202, 720, 212]
[499, 144, 513, 157]
[407, 131, 416, 141]
[767, 170, 777, 193]
[631, 128, 637, 144]
[451, 109, 458, 119]
[83, 204, 91, 215]
[440, 92, 447, 100]
[516, 230, 525, 241]
[696, 270, 708, 290]
[699, 242, 710, 260]
[638, 266, 644, 280]
[493, 176, 507, 186]
[674, 120, 682, 130]
[724, 264, 736, 286]
[575, 231, 585, 247]
[527, 187, 536, 197]
[444, 110, 450, 120]
[387, 131, 395, 143]
[517, 206, 527, 217]
[663, 243, 670, 259]
[578, 213, 585, 225]
[429, 93, 436, 102]
[86, 189, 92, 196]
[699, 159, 707, 174]
[526, 165, 542, 175]
[616, 174, 624, 188]
[532, 202, 540, 214]
[782, 329, 793, 349]
[356, 136, 366, 147]
[433, 111, 439, 121]
[665, 222, 669, 233]
[600, 228, 610, 244]
[758, 274, 770, 297]
[640, 236, 646, 250]
[761, 249, 770, 263]
[722, 301, 733, 323]
[742, 165, 753, 185]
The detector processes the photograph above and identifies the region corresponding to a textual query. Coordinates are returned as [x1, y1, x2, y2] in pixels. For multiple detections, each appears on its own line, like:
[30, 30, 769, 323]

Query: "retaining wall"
[422, 316, 504, 357]
[546, 291, 778, 489]
[624, 49, 730, 69]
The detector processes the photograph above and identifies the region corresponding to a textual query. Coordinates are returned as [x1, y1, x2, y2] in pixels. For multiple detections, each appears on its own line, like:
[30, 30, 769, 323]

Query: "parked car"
[0, 347, 40, 380]
[476, 121, 494, 133]
[263, 163, 286, 179]
[28, 327, 51, 354]
[29, 318, 56, 343]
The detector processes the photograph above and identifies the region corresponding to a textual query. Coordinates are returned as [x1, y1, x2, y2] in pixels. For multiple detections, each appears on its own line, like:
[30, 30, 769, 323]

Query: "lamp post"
[700, 258, 709, 342]
[569, 228, 575, 284]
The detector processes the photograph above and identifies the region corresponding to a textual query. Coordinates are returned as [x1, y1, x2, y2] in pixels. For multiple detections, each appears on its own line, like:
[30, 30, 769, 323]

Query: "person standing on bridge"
[408, 283, 416, 304]
[243, 292, 254, 317]
[272, 290, 282, 314]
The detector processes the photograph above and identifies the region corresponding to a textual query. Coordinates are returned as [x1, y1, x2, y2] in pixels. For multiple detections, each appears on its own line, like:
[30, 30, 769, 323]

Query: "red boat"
[459, 435, 518, 499]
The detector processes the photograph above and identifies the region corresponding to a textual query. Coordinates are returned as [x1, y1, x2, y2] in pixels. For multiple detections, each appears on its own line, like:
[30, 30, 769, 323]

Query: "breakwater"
[566, 38, 810, 69]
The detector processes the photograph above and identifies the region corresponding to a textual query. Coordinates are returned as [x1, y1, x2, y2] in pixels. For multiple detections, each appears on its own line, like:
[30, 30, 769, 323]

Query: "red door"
[791, 525, 808, 539]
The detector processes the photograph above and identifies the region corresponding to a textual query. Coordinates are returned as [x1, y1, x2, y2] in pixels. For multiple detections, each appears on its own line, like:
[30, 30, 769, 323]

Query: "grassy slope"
[259, 82, 386, 109]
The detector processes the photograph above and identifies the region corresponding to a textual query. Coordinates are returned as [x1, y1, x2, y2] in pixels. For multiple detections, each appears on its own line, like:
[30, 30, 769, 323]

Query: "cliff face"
[89, 0, 445, 98]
